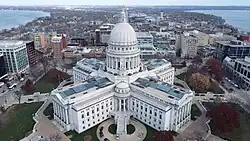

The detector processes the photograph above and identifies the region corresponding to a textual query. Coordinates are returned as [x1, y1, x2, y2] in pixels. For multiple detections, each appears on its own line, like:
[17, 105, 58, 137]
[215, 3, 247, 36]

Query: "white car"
[20, 78, 24, 81]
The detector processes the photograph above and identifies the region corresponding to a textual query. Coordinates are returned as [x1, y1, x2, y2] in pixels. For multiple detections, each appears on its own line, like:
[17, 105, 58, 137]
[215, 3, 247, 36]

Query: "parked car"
[100, 126, 104, 131]
[104, 138, 110, 141]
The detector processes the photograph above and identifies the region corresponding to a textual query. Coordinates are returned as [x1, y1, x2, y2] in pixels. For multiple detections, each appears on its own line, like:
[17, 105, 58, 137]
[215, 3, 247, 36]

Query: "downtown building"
[0, 40, 29, 74]
[25, 41, 37, 66]
[176, 32, 199, 58]
[95, 23, 115, 45]
[34, 32, 57, 49]
[0, 53, 7, 79]
[223, 56, 250, 90]
[215, 40, 250, 61]
[52, 11, 193, 135]
[136, 32, 157, 59]
[51, 34, 67, 59]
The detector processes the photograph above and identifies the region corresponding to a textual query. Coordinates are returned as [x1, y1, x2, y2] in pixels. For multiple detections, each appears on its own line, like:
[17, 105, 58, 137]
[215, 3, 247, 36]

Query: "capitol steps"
[117, 117, 126, 135]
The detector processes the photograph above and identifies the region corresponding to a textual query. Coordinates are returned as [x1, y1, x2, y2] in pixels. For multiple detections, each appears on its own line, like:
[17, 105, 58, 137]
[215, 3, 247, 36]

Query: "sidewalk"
[22, 99, 70, 141]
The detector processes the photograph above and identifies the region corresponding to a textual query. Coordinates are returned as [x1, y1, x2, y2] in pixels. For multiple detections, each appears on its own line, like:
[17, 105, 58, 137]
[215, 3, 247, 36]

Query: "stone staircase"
[117, 117, 126, 134]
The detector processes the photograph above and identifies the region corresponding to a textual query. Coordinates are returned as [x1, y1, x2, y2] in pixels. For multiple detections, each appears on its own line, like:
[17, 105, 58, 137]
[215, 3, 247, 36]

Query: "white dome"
[109, 23, 137, 46]
[116, 82, 129, 89]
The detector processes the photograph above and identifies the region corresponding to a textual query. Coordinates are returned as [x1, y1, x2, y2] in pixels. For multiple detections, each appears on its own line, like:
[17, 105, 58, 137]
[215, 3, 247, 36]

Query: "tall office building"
[0, 54, 7, 79]
[0, 40, 29, 74]
[215, 40, 250, 61]
[189, 30, 209, 46]
[25, 41, 37, 66]
[136, 32, 156, 58]
[34, 32, 57, 49]
[176, 33, 199, 58]
[95, 23, 114, 45]
[223, 56, 250, 89]
[52, 9, 193, 136]
[160, 10, 163, 19]
[51, 34, 67, 59]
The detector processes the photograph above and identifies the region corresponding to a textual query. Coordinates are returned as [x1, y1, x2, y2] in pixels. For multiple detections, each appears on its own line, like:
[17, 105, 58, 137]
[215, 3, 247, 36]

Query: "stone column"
[123, 99, 126, 112]
[178, 109, 181, 124]
[182, 106, 185, 121]
[53, 102, 57, 116]
[119, 99, 121, 112]
[65, 108, 69, 124]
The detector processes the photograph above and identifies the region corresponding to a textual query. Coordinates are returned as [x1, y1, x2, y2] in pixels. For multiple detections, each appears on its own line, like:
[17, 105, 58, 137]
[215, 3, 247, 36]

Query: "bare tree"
[14, 91, 23, 104]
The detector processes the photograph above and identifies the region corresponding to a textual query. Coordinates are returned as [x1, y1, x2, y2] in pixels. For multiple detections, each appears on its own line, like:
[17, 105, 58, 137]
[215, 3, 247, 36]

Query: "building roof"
[136, 32, 153, 38]
[77, 58, 104, 71]
[132, 78, 190, 99]
[0, 40, 25, 48]
[116, 82, 129, 89]
[57, 77, 114, 98]
[109, 22, 137, 46]
[216, 40, 250, 47]
[145, 59, 171, 70]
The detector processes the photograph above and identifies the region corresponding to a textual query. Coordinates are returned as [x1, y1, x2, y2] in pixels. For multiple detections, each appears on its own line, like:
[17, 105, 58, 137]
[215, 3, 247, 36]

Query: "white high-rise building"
[0, 40, 29, 74]
[176, 32, 199, 58]
[52, 10, 193, 136]
[160, 10, 164, 19]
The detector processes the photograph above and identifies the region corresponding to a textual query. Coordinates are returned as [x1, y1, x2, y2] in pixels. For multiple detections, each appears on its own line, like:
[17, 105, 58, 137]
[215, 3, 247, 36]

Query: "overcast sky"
[1, 0, 249, 6]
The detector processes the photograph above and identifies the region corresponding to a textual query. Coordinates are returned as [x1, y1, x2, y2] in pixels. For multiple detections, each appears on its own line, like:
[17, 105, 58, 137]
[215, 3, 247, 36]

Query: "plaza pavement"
[97, 119, 147, 141]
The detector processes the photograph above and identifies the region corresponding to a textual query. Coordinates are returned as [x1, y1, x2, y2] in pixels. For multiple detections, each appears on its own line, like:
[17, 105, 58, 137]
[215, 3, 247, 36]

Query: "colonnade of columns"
[116, 98, 129, 112]
[53, 101, 69, 124]
[177, 101, 192, 124]
[106, 55, 140, 71]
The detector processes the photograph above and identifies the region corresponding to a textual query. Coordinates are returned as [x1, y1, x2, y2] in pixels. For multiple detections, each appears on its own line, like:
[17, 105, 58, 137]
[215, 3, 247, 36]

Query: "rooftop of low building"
[145, 59, 171, 70]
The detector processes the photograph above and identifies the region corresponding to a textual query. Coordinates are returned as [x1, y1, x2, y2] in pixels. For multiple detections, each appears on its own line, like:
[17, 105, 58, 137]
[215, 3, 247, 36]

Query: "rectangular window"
[92, 110, 94, 114]
[160, 115, 162, 119]
[82, 114, 84, 118]
[145, 108, 147, 112]
[82, 121, 84, 124]
[87, 112, 89, 116]
[97, 108, 99, 111]
[150, 110, 152, 114]
[101, 106, 104, 109]
[141, 106, 143, 110]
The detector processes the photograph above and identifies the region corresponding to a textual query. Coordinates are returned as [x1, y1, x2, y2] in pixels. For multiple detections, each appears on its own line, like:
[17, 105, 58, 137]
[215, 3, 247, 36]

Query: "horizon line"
[1, 5, 250, 7]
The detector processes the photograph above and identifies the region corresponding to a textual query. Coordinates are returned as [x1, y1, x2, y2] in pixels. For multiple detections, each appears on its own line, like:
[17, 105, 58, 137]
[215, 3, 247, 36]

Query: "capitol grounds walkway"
[175, 100, 226, 141]
[21, 98, 70, 141]
[97, 118, 147, 141]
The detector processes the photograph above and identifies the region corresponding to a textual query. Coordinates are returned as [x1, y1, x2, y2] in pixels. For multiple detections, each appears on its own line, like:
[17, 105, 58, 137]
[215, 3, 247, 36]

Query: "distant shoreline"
[188, 10, 250, 33]
[0, 9, 50, 30]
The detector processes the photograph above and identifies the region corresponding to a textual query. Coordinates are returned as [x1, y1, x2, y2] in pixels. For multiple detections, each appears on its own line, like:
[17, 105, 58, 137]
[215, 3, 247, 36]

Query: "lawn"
[0, 102, 43, 141]
[191, 104, 202, 120]
[127, 124, 135, 134]
[35, 69, 71, 93]
[108, 124, 116, 134]
[203, 102, 250, 141]
[144, 124, 158, 141]
[176, 73, 187, 81]
[65, 124, 99, 141]
[144, 124, 178, 141]
[43, 103, 54, 120]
